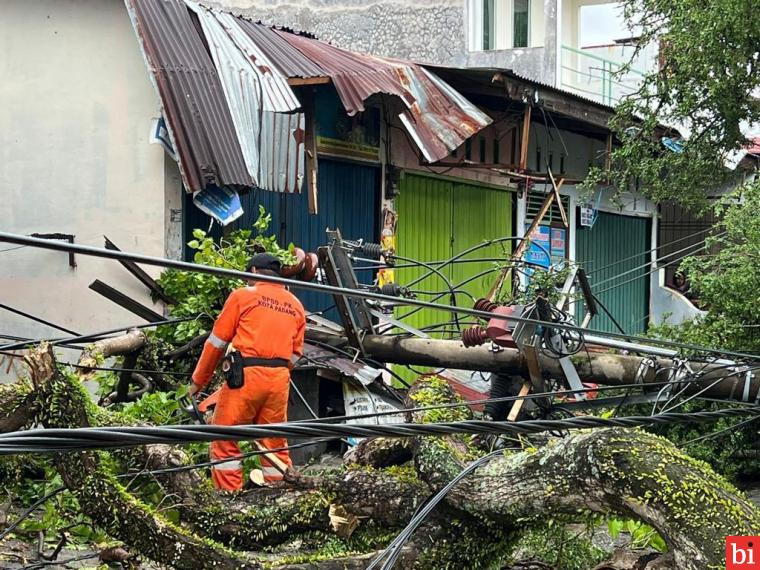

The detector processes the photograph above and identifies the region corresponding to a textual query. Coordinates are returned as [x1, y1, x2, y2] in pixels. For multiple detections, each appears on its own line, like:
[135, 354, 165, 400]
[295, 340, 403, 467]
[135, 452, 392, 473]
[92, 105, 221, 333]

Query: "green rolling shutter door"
[576, 212, 650, 334]
[396, 173, 512, 340]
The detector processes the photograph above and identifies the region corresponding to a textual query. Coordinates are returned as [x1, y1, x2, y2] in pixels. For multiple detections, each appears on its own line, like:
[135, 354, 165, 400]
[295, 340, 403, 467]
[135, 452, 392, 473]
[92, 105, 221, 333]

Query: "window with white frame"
[469, 0, 534, 51]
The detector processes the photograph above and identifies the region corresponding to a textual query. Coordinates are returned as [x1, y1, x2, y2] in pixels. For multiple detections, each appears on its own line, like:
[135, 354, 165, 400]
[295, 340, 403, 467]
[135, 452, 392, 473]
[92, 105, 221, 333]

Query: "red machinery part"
[485, 305, 519, 349]
[473, 298, 498, 313]
[462, 325, 488, 347]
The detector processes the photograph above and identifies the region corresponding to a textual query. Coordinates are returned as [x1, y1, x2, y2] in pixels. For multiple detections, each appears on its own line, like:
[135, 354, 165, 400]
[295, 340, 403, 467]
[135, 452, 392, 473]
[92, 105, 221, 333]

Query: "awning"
[125, 0, 492, 194]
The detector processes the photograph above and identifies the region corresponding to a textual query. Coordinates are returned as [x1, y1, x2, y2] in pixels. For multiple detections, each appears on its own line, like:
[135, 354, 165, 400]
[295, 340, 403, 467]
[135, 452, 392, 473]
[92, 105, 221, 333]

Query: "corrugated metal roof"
[425, 64, 618, 112]
[274, 31, 492, 163]
[126, 0, 493, 187]
[235, 18, 326, 79]
[124, 0, 253, 192]
[187, 2, 305, 192]
[303, 342, 382, 384]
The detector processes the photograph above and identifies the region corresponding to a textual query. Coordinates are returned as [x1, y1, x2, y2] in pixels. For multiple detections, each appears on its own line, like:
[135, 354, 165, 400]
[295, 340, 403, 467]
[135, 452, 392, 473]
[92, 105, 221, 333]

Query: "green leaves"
[586, 0, 760, 208]
[605, 518, 667, 552]
[649, 180, 760, 355]
[155, 207, 295, 343]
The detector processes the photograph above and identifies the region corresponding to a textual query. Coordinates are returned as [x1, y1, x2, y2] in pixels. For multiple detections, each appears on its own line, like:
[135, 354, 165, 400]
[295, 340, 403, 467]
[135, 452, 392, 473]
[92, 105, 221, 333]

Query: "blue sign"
[192, 185, 244, 226]
[524, 225, 551, 268]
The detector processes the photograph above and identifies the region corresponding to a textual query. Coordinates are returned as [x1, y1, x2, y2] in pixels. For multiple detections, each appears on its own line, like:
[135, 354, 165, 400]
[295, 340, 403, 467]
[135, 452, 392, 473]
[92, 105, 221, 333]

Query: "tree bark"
[76, 328, 146, 374]
[409, 379, 760, 570]
[26, 343, 258, 569]
[8, 344, 760, 569]
[0, 383, 37, 433]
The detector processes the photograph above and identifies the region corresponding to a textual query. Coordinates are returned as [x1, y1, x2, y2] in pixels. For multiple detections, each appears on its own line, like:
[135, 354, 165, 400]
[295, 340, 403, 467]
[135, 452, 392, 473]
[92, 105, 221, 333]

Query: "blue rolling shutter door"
[183, 159, 379, 316]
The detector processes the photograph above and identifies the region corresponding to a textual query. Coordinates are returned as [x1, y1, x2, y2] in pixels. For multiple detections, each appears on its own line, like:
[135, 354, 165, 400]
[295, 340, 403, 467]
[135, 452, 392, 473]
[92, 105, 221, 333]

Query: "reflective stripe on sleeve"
[207, 333, 229, 350]
[211, 459, 242, 471]
[262, 466, 284, 480]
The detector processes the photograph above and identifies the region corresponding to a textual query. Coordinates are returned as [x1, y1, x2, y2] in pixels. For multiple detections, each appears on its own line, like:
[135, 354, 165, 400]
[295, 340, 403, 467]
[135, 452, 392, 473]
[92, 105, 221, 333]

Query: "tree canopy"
[584, 0, 760, 208]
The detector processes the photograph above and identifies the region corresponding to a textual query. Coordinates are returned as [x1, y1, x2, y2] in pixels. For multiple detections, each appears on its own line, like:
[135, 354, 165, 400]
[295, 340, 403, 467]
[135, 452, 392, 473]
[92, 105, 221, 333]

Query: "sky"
[579, 3, 630, 47]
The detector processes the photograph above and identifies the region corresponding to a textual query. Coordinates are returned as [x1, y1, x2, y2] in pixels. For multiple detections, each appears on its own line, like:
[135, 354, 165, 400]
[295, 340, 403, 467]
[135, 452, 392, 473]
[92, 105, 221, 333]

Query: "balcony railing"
[560, 44, 651, 106]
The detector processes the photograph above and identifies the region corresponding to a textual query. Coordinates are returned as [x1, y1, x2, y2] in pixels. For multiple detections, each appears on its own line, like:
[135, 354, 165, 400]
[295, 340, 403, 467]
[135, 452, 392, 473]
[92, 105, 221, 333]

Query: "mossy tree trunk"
[3, 343, 760, 569]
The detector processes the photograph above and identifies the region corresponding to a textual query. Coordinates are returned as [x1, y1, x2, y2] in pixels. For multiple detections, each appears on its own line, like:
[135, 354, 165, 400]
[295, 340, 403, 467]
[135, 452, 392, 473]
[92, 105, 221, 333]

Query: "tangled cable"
[539, 304, 585, 358]
[2, 407, 758, 455]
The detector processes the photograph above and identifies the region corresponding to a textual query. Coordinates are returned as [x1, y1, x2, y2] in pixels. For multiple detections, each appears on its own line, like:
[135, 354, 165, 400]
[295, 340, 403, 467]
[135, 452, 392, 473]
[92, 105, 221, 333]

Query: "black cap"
[246, 253, 282, 273]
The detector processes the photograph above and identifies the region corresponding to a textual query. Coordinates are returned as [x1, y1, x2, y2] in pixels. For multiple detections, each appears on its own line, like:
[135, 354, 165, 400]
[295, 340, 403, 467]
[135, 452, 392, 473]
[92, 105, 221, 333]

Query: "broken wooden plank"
[104, 237, 177, 305]
[89, 280, 165, 323]
[518, 104, 532, 170]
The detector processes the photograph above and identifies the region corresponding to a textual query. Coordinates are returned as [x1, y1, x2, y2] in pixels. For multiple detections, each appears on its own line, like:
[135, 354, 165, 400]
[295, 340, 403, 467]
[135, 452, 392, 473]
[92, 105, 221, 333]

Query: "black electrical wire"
[295, 370, 755, 426]
[585, 225, 717, 276]
[591, 249, 705, 299]
[0, 437, 338, 543]
[64, 362, 192, 377]
[20, 553, 100, 569]
[0, 486, 67, 542]
[588, 235, 721, 291]
[399, 237, 521, 289]
[126, 437, 338, 477]
[591, 294, 629, 336]
[0, 350, 193, 378]
[368, 449, 504, 570]
[680, 416, 760, 447]
[1, 230, 759, 361]
[568, 240, 715, 307]
[2, 407, 758, 455]
[0, 316, 197, 352]
[0, 303, 79, 336]
[353, 256, 534, 271]
[393, 253, 463, 332]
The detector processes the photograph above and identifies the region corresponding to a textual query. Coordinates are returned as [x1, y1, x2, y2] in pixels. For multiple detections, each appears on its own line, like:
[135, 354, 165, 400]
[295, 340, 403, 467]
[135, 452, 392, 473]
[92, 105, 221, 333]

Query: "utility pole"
[362, 335, 760, 404]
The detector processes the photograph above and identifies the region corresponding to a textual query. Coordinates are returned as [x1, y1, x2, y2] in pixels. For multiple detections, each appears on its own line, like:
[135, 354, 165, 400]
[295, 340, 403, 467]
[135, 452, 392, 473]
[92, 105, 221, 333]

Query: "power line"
[592, 248, 699, 298]
[368, 449, 504, 570]
[571, 240, 708, 307]
[0, 230, 758, 361]
[680, 416, 760, 447]
[0, 316, 196, 352]
[1, 406, 758, 455]
[0, 437, 338, 543]
[0, 303, 79, 336]
[584, 225, 717, 276]
[0, 245, 28, 254]
[588, 233, 722, 291]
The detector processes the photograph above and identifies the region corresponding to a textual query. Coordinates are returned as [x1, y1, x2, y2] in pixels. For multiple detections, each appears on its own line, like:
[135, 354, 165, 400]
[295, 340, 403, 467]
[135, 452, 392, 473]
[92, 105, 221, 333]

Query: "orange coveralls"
[191, 282, 306, 490]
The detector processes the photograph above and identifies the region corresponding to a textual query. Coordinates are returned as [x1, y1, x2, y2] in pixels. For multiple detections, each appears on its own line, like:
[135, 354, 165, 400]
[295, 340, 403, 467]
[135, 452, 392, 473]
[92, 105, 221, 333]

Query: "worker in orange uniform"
[189, 253, 306, 491]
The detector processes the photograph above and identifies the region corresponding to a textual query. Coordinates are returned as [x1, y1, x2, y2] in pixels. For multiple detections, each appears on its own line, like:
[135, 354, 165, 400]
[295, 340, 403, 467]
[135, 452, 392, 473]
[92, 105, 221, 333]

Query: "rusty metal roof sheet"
[302, 342, 382, 384]
[126, 0, 492, 185]
[187, 3, 305, 192]
[124, 0, 253, 192]
[274, 31, 492, 163]
[235, 18, 327, 79]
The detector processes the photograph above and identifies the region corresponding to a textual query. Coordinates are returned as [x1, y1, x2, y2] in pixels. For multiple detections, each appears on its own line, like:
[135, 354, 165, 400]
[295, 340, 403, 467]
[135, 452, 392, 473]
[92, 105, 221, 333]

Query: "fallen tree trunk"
[6, 342, 760, 569]
[25, 343, 259, 569]
[410, 379, 760, 570]
[0, 383, 37, 433]
[76, 328, 146, 375]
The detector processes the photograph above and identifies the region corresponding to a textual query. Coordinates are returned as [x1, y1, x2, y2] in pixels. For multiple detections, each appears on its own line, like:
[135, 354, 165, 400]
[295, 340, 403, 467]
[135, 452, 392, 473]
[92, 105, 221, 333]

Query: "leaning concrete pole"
[363, 335, 760, 403]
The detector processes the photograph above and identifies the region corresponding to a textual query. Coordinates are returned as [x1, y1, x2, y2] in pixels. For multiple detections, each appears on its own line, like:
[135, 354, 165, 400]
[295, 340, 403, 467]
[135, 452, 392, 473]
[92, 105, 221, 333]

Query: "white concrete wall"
[649, 270, 705, 326]
[0, 0, 174, 375]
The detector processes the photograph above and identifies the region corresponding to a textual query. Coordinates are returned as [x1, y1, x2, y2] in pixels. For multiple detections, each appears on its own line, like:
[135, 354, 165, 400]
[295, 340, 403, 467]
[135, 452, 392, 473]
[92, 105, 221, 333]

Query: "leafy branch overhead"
[582, 0, 760, 208]
[157, 206, 296, 343]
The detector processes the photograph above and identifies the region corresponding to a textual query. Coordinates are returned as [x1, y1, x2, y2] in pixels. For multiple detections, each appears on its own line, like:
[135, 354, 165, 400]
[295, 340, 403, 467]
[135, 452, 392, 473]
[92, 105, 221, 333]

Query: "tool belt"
[222, 351, 289, 389]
